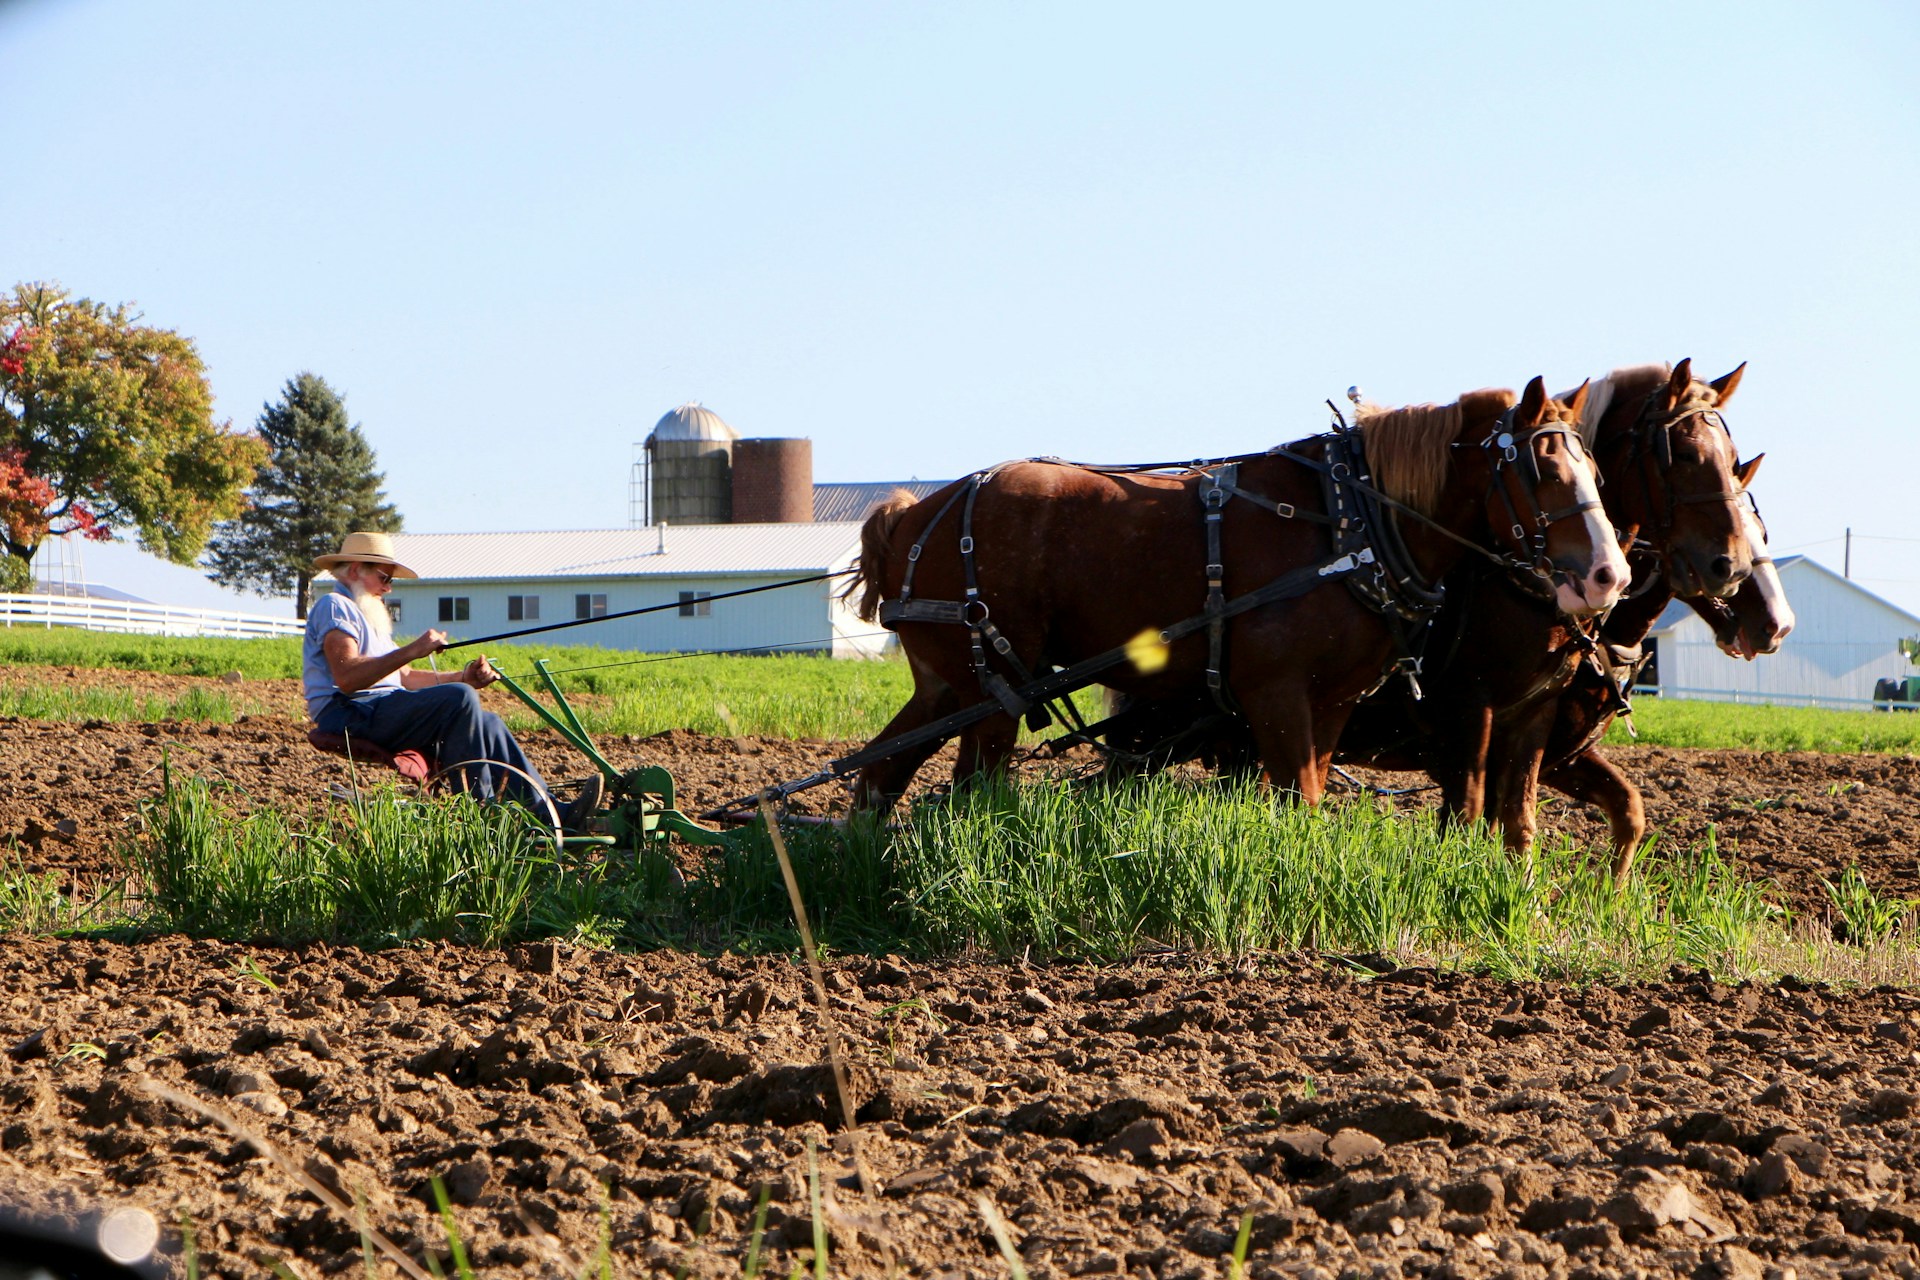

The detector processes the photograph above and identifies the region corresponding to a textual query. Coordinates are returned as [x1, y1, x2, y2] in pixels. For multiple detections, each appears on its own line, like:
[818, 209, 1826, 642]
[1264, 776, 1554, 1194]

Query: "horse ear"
[1562, 378, 1592, 423]
[1736, 452, 1765, 489]
[1666, 359, 1693, 405]
[1710, 361, 1747, 405]
[1518, 376, 1548, 423]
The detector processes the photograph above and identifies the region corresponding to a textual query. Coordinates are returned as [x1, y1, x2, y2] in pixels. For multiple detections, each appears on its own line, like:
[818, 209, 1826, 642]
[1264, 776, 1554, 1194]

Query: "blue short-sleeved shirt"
[303, 589, 404, 719]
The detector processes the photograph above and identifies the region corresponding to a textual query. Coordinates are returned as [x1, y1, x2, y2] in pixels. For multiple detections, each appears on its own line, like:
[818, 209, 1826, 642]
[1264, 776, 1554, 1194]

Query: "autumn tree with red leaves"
[0, 283, 264, 591]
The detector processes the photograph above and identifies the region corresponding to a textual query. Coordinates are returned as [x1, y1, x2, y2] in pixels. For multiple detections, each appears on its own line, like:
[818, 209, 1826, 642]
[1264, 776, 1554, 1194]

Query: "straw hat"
[311, 531, 418, 579]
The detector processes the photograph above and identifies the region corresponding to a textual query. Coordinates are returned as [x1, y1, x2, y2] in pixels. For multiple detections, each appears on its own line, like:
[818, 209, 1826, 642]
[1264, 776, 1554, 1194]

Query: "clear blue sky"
[5, 0, 1918, 615]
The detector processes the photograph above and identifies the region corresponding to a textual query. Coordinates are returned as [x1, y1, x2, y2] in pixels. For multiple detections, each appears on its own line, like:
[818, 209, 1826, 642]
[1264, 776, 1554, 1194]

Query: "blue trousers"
[314, 685, 552, 811]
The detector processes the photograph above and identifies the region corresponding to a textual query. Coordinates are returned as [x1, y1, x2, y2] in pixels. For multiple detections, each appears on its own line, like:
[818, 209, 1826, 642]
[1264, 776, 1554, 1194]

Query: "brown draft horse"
[1336, 362, 1761, 858]
[1108, 360, 1764, 879]
[849, 377, 1629, 812]
[1540, 492, 1794, 878]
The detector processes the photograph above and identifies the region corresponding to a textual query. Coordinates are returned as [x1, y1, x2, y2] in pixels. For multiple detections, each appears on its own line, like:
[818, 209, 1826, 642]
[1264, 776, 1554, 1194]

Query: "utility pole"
[1845, 527, 1852, 579]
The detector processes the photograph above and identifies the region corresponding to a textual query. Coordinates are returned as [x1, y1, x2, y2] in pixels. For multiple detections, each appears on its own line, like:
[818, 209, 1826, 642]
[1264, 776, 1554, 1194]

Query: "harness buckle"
[958, 535, 974, 554]
[1274, 502, 1295, 519]
[1397, 656, 1425, 701]
[907, 545, 922, 563]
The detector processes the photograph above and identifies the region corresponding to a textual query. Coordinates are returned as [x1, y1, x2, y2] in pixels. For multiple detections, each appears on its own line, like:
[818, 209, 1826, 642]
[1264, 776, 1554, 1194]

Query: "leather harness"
[878, 408, 1605, 726]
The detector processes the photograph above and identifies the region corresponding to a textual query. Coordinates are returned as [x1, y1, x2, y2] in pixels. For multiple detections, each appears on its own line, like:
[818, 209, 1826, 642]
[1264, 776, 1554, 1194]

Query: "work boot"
[558, 774, 606, 833]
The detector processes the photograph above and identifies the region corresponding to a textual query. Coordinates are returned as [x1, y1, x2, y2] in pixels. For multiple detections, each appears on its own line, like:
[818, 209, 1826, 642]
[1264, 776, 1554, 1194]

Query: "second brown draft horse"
[849, 377, 1629, 811]
[1538, 492, 1794, 878]
[1335, 361, 1760, 861]
[1108, 360, 1767, 881]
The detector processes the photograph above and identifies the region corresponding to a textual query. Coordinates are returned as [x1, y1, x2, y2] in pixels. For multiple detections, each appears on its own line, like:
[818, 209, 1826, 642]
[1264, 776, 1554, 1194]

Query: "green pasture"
[9, 770, 1918, 988]
[6, 625, 1920, 753]
[0, 627, 303, 679]
[1601, 696, 1920, 754]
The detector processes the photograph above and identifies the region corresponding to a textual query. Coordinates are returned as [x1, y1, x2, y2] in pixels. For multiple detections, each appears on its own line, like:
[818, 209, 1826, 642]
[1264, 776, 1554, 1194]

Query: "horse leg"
[1309, 703, 1357, 800]
[1542, 747, 1646, 885]
[853, 662, 962, 814]
[1237, 684, 1324, 805]
[1489, 706, 1556, 861]
[953, 713, 1021, 793]
[1430, 702, 1492, 831]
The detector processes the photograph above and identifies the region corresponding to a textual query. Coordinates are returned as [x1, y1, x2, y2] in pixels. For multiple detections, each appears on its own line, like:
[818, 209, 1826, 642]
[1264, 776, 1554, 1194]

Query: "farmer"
[302, 531, 602, 829]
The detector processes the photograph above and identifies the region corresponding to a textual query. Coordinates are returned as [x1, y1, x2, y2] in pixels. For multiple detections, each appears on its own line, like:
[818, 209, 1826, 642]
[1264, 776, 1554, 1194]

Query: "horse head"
[1691, 484, 1795, 659]
[1591, 359, 1756, 601]
[1472, 376, 1630, 618]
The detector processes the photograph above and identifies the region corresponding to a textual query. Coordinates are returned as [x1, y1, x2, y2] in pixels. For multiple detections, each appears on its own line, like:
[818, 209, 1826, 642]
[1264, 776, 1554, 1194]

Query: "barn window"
[438, 597, 469, 623]
[508, 595, 540, 622]
[387, 600, 402, 625]
[679, 591, 712, 618]
[575, 593, 607, 620]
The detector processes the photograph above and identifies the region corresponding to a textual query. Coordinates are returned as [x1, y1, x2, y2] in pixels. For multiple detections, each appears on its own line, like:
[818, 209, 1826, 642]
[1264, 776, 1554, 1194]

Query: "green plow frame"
[494, 659, 740, 851]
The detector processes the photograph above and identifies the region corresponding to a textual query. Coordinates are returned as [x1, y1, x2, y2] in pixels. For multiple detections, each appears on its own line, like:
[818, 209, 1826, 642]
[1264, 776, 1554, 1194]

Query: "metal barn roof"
[812, 480, 950, 523]
[388, 523, 861, 582]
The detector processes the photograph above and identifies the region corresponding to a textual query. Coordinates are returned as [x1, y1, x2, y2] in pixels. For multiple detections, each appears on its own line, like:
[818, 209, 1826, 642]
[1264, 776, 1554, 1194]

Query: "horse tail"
[846, 490, 923, 623]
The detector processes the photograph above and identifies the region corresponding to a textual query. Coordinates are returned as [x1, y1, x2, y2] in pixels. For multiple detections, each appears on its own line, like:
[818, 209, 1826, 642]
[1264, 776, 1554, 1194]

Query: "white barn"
[380, 524, 887, 659]
[1646, 556, 1920, 708]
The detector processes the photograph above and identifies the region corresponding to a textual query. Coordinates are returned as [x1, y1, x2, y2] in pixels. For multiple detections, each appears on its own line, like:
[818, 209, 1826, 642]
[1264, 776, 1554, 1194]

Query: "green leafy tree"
[0, 282, 264, 584]
[205, 373, 402, 617]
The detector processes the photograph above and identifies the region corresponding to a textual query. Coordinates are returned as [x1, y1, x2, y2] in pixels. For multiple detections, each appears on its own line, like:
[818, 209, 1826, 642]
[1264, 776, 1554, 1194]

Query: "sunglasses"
[363, 565, 394, 586]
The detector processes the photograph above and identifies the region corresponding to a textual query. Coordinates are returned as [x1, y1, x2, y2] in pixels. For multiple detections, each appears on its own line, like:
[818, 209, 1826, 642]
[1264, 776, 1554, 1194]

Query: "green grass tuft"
[101, 768, 1914, 986]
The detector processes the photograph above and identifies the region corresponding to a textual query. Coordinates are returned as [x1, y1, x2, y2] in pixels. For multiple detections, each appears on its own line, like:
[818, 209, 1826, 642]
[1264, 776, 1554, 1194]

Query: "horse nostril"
[1711, 555, 1734, 581]
[1594, 564, 1617, 588]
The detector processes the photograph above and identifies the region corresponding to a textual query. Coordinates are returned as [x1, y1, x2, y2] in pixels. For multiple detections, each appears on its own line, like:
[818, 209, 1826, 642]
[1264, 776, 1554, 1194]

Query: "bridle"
[1691, 489, 1774, 645]
[1482, 411, 1603, 571]
[1469, 406, 1608, 602]
[1606, 391, 1746, 561]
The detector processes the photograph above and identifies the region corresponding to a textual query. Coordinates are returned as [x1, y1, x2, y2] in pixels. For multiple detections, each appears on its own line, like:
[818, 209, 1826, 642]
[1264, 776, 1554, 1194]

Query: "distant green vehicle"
[1873, 672, 1920, 709]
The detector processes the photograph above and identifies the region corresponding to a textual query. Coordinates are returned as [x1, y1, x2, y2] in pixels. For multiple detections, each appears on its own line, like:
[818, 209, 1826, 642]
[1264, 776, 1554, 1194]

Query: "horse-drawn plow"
[16, 363, 1907, 1280]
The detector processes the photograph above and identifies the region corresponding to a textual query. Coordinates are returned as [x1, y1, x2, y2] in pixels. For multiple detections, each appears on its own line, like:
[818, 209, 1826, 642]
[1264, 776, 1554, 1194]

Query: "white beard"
[351, 588, 394, 645]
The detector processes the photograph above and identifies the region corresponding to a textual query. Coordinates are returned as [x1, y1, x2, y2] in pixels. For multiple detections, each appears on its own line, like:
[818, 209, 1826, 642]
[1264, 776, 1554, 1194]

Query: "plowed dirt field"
[5, 669, 1920, 1278]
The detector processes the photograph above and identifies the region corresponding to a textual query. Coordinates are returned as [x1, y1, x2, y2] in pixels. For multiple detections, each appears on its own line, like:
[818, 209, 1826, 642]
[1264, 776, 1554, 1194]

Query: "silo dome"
[648, 403, 738, 445]
[644, 403, 736, 525]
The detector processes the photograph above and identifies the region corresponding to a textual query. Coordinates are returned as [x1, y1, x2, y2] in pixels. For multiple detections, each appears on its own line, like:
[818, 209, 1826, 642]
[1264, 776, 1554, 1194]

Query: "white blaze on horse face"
[1727, 499, 1794, 659]
[1551, 440, 1630, 616]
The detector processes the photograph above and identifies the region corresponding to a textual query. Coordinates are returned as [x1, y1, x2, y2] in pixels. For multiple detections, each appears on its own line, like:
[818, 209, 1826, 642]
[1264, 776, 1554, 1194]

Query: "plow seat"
[307, 727, 436, 783]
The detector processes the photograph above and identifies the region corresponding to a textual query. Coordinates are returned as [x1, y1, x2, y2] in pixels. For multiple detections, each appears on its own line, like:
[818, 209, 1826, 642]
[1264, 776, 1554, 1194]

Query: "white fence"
[1633, 684, 1889, 713]
[0, 593, 303, 639]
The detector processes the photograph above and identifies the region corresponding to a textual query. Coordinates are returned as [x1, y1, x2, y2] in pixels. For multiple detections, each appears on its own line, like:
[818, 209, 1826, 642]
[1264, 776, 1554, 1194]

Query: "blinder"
[1474, 407, 1605, 599]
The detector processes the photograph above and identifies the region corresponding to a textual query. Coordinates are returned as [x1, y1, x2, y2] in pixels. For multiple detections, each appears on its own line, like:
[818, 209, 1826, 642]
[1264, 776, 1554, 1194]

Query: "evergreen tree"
[206, 374, 401, 617]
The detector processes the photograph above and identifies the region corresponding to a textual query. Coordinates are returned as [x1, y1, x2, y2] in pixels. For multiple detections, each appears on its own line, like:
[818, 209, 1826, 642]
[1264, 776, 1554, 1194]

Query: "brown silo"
[731, 437, 814, 523]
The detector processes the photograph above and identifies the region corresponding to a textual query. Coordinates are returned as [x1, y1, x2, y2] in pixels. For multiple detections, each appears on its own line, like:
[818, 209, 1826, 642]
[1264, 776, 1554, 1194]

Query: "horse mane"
[847, 488, 926, 622]
[1565, 363, 1727, 445]
[1353, 388, 1513, 515]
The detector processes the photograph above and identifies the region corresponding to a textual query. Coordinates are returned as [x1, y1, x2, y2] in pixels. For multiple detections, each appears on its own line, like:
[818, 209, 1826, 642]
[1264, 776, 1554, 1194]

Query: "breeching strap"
[702, 545, 1374, 816]
[439, 571, 850, 651]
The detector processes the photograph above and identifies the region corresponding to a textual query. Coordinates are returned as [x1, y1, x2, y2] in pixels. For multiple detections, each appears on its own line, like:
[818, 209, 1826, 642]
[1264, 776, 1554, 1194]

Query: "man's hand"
[462, 655, 500, 689]
[401, 628, 450, 661]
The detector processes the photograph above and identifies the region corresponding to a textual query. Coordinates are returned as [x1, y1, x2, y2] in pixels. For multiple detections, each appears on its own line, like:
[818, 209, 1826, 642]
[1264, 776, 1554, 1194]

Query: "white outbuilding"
[380, 523, 886, 659]
[1645, 555, 1920, 709]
